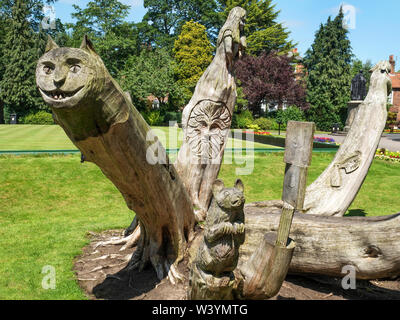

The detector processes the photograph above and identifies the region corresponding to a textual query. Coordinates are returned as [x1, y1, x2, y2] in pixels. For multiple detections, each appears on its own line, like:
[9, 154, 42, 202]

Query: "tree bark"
[0, 99, 4, 124]
[36, 36, 196, 281]
[175, 7, 247, 221]
[56, 92, 195, 280]
[303, 62, 393, 217]
[240, 201, 400, 280]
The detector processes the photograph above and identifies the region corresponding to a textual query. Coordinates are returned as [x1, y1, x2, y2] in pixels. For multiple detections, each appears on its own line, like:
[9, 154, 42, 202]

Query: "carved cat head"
[36, 36, 107, 109]
[369, 61, 392, 96]
[212, 179, 245, 213]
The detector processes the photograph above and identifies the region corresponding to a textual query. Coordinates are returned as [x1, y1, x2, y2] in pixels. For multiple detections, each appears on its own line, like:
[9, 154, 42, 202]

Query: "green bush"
[235, 110, 254, 129]
[141, 110, 165, 126]
[276, 106, 305, 126]
[247, 124, 260, 131]
[22, 111, 54, 125]
[164, 112, 182, 124]
[254, 118, 279, 130]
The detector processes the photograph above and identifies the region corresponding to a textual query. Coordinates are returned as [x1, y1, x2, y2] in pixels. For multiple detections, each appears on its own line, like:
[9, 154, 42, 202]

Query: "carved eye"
[43, 65, 53, 75]
[70, 65, 81, 73]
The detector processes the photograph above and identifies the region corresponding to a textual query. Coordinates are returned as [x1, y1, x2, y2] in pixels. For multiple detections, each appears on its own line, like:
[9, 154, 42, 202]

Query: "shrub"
[141, 111, 165, 126]
[235, 110, 254, 129]
[276, 106, 305, 126]
[247, 124, 260, 131]
[254, 117, 279, 130]
[164, 112, 182, 124]
[22, 111, 54, 125]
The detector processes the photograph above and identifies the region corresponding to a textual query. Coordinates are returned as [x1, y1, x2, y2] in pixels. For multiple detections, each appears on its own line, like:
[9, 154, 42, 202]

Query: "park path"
[316, 133, 400, 152]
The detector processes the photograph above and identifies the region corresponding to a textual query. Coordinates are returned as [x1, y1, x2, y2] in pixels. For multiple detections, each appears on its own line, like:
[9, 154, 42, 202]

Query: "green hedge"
[236, 131, 339, 149]
[21, 111, 54, 125]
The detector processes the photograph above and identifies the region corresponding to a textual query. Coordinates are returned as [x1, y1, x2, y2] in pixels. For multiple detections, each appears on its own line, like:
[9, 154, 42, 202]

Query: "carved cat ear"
[80, 35, 97, 54]
[212, 179, 225, 196]
[234, 179, 244, 192]
[45, 35, 59, 53]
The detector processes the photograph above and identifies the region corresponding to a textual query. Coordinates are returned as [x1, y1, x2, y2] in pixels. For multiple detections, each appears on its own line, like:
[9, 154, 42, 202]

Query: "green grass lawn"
[1, 152, 399, 299]
[0, 125, 278, 151]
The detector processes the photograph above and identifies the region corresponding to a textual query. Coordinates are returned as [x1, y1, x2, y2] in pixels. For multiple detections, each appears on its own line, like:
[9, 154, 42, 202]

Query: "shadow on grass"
[346, 209, 367, 217]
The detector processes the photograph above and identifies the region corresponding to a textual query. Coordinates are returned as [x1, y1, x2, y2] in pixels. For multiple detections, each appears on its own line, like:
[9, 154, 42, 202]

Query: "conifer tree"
[222, 0, 294, 55]
[173, 20, 213, 103]
[303, 8, 353, 131]
[0, 0, 46, 118]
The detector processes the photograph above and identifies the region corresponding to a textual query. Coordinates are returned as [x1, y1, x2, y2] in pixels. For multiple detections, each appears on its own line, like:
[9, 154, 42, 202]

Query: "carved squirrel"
[197, 179, 245, 277]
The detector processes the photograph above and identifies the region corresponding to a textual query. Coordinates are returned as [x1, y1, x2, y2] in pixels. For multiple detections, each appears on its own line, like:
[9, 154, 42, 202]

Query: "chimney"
[389, 55, 395, 74]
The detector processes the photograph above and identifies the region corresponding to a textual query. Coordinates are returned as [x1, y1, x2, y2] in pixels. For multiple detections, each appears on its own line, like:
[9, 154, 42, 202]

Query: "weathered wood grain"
[240, 201, 400, 280]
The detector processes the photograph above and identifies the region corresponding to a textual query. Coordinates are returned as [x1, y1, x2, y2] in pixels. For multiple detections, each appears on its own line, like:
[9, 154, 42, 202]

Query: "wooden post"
[276, 121, 315, 246]
[242, 121, 315, 299]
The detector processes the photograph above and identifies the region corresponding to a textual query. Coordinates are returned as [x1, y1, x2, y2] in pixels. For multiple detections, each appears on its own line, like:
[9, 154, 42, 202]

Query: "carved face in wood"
[36, 36, 105, 109]
[187, 101, 231, 161]
[369, 61, 393, 95]
[212, 179, 245, 214]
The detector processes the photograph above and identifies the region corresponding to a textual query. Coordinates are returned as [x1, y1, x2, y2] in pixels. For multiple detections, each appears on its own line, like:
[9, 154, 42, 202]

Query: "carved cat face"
[187, 101, 231, 161]
[212, 179, 245, 213]
[36, 36, 105, 109]
[369, 61, 392, 95]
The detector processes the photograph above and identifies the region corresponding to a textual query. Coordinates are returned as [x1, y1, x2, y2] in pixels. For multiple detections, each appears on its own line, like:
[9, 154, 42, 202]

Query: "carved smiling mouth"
[40, 87, 84, 101]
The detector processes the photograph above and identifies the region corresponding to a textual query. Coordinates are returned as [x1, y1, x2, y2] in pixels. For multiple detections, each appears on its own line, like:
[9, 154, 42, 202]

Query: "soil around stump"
[73, 230, 400, 300]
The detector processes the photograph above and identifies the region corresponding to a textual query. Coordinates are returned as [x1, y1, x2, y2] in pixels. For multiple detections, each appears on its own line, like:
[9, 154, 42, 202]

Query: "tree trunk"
[0, 99, 4, 124]
[36, 36, 195, 281]
[175, 7, 247, 221]
[240, 201, 400, 280]
[303, 62, 393, 217]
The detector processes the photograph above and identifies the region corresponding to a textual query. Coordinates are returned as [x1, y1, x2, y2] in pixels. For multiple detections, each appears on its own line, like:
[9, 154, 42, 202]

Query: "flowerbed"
[375, 149, 400, 163]
[384, 129, 400, 134]
[243, 131, 272, 136]
[314, 137, 336, 144]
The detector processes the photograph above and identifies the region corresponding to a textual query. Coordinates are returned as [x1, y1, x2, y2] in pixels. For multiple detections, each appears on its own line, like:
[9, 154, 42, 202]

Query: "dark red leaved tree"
[236, 51, 308, 114]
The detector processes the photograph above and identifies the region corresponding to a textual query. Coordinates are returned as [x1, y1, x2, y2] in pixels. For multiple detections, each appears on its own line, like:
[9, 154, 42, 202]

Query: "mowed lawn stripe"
[0, 125, 76, 150]
[0, 125, 278, 151]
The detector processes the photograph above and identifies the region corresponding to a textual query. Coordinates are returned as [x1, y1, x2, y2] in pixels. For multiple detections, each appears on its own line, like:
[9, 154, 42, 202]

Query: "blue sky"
[54, 0, 400, 65]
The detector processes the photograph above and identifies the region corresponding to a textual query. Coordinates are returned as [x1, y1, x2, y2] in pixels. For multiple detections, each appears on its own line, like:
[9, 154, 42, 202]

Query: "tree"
[0, 12, 7, 123]
[303, 8, 353, 131]
[222, 0, 294, 55]
[236, 51, 308, 114]
[35, 10, 400, 299]
[142, 0, 224, 48]
[119, 48, 184, 112]
[173, 20, 213, 103]
[0, 0, 48, 118]
[67, 0, 139, 77]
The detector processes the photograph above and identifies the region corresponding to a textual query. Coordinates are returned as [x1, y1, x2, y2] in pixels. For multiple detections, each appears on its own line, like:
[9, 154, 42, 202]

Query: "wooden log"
[303, 61, 393, 217]
[240, 201, 400, 280]
[175, 7, 247, 221]
[241, 122, 314, 299]
[241, 233, 295, 299]
[36, 36, 195, 281]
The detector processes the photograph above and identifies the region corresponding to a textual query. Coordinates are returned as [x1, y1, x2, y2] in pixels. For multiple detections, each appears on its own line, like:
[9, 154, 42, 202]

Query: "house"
[389, 55, 400, 124]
